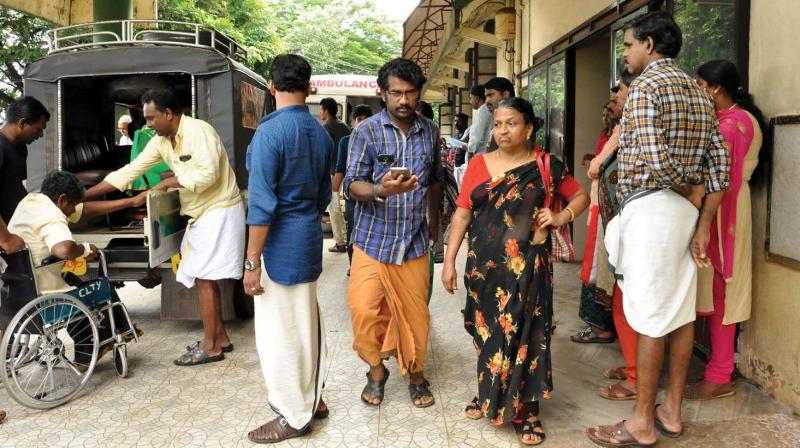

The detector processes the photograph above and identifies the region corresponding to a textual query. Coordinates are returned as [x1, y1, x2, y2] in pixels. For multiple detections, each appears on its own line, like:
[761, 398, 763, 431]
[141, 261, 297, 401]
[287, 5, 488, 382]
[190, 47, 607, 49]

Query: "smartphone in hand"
[390, 167, 411, 180]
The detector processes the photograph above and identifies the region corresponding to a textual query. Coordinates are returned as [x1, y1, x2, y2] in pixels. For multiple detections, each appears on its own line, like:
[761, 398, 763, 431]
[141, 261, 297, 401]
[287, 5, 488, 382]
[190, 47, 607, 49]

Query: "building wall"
[527, 0, 612, 57]
[738, 0, 800, 414]
[571, 35, 612, 260]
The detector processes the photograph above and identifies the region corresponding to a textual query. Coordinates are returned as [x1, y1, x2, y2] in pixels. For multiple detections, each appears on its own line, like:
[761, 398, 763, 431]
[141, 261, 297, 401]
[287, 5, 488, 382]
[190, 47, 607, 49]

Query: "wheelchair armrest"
[39, 255, 65, 267]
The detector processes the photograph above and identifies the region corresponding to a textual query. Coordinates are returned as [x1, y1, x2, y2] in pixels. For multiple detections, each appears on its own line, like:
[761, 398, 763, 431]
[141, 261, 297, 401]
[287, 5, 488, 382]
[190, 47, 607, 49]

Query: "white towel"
[605, 190, 699, 338]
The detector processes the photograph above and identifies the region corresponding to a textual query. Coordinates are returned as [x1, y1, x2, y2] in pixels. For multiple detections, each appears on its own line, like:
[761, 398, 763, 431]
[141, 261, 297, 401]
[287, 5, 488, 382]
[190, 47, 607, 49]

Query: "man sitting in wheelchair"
[7, 170, 147, 367]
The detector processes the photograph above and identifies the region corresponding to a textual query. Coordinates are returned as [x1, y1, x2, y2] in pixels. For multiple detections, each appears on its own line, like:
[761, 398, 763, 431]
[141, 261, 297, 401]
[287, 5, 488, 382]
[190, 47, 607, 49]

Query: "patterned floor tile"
[0, 247, 796, 447]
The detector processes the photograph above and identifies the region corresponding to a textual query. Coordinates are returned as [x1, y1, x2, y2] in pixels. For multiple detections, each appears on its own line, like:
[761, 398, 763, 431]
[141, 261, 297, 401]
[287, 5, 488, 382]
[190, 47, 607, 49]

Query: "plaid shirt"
[617, 58, 729, 203]
[344, 110, 442, 265]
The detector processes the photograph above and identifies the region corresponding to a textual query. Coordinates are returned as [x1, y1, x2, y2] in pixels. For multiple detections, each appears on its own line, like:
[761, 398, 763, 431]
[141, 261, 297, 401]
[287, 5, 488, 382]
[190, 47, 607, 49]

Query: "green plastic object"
[130, 127, 169, 190]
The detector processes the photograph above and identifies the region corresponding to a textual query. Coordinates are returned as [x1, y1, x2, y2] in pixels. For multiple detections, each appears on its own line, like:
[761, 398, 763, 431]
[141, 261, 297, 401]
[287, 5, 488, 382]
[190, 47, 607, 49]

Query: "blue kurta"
[246, 105, 333, 285]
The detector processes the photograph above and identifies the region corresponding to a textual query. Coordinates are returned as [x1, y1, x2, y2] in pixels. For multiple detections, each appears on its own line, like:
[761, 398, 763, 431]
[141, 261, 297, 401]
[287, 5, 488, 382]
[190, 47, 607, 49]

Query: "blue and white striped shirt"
[344, 110, 442, 265]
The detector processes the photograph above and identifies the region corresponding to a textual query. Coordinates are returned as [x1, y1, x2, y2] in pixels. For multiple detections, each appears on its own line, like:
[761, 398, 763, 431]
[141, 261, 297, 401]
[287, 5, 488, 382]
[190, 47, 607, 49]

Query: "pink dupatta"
[707, 108, 754, 281]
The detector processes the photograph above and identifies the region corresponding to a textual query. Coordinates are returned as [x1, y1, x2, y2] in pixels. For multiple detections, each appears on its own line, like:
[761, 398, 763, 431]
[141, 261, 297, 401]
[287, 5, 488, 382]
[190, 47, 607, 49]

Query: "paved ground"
[1, 241, 798, 447]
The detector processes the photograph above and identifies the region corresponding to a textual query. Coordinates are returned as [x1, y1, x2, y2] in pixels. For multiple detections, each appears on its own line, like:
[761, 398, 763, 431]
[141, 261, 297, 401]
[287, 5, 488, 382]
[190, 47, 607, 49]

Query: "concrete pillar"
[93, 0, 132, 43]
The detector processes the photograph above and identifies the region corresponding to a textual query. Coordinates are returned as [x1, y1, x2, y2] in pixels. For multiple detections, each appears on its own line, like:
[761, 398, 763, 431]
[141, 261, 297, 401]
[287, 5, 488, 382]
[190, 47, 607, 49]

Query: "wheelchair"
[0, 248, 138, 409]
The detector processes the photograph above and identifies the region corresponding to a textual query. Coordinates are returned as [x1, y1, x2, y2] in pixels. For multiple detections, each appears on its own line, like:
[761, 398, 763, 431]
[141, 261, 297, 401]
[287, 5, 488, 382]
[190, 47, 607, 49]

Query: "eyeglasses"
[385, 90, 420, 100]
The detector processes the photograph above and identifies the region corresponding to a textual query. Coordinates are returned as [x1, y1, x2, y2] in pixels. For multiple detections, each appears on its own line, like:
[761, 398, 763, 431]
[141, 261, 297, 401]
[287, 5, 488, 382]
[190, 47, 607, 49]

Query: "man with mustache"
[344, 58, 443, 409]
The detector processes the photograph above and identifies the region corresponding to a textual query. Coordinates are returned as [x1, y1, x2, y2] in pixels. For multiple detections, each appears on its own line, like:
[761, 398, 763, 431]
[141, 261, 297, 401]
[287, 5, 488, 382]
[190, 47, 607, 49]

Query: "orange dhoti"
[348, 246, 430, 375]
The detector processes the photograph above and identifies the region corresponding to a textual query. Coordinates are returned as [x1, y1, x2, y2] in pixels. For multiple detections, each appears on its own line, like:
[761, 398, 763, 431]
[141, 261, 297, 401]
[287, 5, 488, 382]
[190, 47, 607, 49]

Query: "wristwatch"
[373, 183, 385, 203]
[244, 258, 261, 271]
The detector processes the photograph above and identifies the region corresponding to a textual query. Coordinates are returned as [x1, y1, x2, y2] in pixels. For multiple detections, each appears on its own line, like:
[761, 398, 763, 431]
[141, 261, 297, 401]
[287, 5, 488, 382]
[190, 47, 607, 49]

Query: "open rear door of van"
[144, 190, 188, 268]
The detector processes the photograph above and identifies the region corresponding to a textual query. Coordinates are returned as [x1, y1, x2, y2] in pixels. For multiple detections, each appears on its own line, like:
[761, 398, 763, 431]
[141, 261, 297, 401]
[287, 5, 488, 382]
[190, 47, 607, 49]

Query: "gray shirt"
[468, 103, 492, 155]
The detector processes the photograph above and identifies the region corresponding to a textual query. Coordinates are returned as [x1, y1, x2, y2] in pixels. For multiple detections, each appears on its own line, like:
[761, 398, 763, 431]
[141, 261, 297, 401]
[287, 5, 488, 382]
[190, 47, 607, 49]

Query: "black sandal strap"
[361, 366, 389, 405]
[408, 379, 434, 407]
[464, 396, 480, 412]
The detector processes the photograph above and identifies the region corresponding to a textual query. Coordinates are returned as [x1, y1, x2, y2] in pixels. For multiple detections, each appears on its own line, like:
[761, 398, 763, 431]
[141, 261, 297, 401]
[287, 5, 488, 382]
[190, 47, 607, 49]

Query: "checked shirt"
[617, 58, 730, 203]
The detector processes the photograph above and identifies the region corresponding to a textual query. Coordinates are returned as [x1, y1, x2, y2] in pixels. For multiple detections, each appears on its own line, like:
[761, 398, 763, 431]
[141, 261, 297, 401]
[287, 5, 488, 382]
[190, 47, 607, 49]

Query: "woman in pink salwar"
[685, 60, 768, 401]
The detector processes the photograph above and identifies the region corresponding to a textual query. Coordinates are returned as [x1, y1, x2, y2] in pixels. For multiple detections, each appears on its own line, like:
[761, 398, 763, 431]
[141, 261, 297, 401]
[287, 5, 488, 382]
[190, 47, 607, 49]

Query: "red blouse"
[456, 153, 581, 210]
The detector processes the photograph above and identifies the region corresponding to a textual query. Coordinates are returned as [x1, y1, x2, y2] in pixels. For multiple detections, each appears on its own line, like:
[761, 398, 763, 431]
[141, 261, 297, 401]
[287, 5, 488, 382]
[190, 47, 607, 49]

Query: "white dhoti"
[605, 190, 699, 338]
[176, 200, 246, 288]
[254, 267, 328, 430]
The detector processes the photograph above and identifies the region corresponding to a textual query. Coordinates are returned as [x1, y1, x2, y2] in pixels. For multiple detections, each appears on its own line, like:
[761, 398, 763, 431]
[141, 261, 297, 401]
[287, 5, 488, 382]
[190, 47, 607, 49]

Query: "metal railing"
[47, 20, 248, 62]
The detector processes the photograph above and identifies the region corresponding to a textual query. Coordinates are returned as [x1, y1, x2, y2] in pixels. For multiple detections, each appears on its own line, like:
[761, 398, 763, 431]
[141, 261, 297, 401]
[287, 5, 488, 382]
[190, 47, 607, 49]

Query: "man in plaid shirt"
[588, 12, 729, 447]
[344, 58, 443, 409]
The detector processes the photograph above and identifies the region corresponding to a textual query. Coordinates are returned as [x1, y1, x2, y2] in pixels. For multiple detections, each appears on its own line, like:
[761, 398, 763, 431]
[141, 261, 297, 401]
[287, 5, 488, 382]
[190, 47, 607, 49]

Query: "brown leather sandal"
[247, 416, 310, 444]
[586, 421, 656, 447]
[0, 410, 6, 424]
[598, 381, 637, 401]
[602, 366, 627, 380]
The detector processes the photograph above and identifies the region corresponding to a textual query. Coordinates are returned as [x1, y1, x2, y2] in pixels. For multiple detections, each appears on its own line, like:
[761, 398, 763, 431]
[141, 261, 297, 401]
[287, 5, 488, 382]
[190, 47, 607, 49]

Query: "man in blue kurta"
[242, 54, 333, 444]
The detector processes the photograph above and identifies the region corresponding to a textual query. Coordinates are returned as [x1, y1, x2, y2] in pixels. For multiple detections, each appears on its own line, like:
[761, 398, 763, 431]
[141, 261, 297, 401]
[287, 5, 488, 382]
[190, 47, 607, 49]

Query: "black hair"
[5, 96, 50, 124]
[416, 101, 434, 120]
[377, 58, 426, 91]
[484, 77, 515, 98]
[141, 89, 182, 114]
[620, 70, 637, 87]
[351, 104, 373, 121]
[455, 112, 469, 120]
[270, 54, 312, 93]
[697, 59, 771, 183]
[470, 84, 486, 100]
[41, 170, 85, 205]
[320, 97, 338, 116]
[625, 11, 682, 59]
[496, 97, 543, 133]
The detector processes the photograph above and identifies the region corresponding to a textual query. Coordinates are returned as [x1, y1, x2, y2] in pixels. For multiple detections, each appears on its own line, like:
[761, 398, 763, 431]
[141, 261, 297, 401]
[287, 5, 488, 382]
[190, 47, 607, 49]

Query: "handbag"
[598, 151, 620, 228]
[536, 152, 575, 262]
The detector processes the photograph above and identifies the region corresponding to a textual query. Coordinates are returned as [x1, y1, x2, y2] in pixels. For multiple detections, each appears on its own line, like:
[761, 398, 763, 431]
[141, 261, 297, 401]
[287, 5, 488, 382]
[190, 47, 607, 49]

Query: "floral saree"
[463, 158, 567, 425]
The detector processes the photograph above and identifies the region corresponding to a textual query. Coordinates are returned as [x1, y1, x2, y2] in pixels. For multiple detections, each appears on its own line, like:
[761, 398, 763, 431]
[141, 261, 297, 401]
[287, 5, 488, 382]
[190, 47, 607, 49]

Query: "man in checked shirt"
[587, 12, 730, 447]
[344, 58, 442, 409]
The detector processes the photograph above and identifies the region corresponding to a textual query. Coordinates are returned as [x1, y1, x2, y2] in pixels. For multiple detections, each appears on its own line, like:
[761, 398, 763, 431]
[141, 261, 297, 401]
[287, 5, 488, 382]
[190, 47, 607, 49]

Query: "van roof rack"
[47, 20, 247, 63]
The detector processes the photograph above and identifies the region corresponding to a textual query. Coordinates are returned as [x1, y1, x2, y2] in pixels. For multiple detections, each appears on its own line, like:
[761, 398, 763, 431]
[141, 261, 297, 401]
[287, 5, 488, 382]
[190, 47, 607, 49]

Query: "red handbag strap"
[535, 151, 553, 208]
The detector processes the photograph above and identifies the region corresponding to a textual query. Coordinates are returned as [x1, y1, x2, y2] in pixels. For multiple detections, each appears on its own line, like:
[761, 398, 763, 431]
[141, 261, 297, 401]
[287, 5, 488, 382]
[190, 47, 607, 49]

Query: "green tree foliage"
[0, 0, 402, 114]
[0, 7, 51, 114]
[268, 0, 402, 76]
[158, 0, 281, 76]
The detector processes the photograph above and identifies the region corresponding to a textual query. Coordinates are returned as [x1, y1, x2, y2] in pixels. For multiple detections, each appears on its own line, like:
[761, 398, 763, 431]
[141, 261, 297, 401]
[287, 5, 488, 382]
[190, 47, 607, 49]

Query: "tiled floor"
[1, 244, 798, 447]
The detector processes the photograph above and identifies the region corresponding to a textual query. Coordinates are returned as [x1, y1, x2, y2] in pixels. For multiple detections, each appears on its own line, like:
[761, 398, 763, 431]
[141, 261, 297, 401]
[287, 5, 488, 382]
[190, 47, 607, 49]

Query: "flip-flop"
[571, 326, 615, 344]
[586, 421, 656, 447]
[598, 382, 637, 401]
[186, 340, 233, 353]
[464, 396, 482, 420]
[603, 366, 627, 380]
[654, 404, 682, 438]
[173, 343, 224, 366]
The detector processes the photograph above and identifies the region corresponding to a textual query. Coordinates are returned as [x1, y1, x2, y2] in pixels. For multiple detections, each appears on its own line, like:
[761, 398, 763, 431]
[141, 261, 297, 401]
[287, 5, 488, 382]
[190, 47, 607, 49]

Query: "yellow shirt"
[8, 193, 82, 293]
[104, 115, 240, 219]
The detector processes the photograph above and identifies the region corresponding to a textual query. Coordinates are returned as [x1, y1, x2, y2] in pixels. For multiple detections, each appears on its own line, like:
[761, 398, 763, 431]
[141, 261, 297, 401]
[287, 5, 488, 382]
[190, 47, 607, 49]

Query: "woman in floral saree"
[442, 98, 589, 445]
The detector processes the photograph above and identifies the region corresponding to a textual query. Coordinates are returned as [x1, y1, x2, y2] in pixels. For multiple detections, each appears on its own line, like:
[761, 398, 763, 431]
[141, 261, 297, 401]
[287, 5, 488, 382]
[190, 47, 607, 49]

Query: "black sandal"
[361, 365, 389, 406]
[464, 396, 482, 420]
[408, 379, 435, 408]
[513, 402, 546, 446]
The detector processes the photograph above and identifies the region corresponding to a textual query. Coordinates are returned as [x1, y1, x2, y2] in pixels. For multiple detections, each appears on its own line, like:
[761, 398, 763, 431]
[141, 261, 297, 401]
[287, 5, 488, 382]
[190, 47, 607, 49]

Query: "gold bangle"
[565, 207, 575, 223]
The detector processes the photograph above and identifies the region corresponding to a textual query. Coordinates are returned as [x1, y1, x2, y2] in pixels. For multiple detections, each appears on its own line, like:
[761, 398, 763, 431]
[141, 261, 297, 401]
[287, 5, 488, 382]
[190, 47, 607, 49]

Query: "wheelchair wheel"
[113, 343, 128, 378]
[0, 293, 99, 409]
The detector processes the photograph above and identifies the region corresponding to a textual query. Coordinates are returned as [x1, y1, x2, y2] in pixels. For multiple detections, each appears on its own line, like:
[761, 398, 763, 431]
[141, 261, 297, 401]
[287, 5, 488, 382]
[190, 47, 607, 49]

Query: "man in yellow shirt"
[86, 89, 245, 366]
